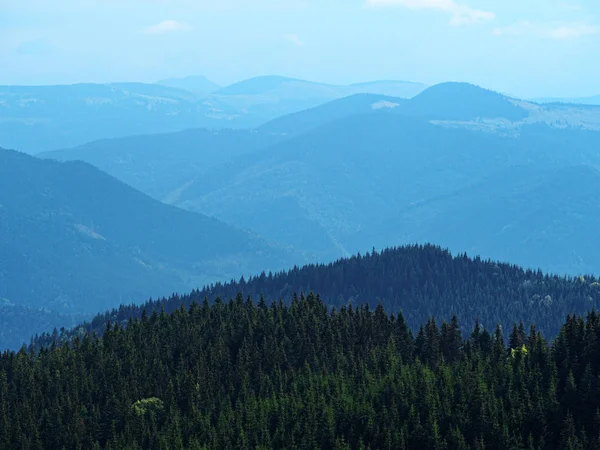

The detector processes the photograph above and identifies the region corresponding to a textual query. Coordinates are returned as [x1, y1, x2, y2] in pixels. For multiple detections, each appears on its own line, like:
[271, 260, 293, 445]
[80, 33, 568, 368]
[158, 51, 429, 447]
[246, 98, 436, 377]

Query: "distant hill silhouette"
[156, 75, 221, 96]
[0, 83, 257, 153]
[260, 83, 530, 136]
[0, 78, 427, 153]
[215, 76, 315, 96]
[406, 82, 529, 121]
[215, 75, 426, 99]
[208, 76, 427, 123]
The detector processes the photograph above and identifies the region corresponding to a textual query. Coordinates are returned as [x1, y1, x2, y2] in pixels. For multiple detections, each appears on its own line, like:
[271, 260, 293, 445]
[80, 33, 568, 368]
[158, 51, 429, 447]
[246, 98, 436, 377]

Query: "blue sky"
[0, 0, 598, 98]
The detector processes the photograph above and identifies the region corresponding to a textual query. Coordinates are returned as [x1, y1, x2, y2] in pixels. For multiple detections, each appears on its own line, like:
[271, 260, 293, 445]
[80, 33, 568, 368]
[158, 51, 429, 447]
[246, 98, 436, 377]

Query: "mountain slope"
[167, 113, 600, 274]
[40, 96, 600, 275]
[260, 83, 529, 136]
[406, 82, 529, 121]
[357, 164, 600, 275]
[208, 76, 427, 126]
[36, 245, 600, 347]
[40, 128, 286, 202]
[215, 76, 316, 96]
[259, 93, 406, 135]
[348, 79, 428, 98]
[0, 78, 426, 153]
[260, 82, 600, 137]
[0, 83, 254, 153]
[0, 302, 82, 351]
[216, 76, 426, 99]
[156, 75, 221, 96]
[0, 148, 294, 320]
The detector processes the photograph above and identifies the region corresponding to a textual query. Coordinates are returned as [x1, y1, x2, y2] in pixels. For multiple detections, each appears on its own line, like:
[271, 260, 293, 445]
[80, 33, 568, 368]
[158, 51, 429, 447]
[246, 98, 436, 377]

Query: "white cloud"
[144, 20, 191, 35]
[366, 0, 495, 26]
[493, 22, 598, 39]
[283, 33, 304, 46]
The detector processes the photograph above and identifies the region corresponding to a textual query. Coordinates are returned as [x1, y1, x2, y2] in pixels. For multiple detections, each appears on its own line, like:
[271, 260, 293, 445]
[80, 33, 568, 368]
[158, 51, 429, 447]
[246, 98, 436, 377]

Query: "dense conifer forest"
[33, 245, 600, 350]
[3, 293, 600, 449]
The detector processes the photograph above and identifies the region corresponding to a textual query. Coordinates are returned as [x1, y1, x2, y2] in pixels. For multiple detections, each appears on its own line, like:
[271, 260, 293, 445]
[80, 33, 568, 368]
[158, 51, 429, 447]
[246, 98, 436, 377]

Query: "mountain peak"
[409, 81, 528, 121]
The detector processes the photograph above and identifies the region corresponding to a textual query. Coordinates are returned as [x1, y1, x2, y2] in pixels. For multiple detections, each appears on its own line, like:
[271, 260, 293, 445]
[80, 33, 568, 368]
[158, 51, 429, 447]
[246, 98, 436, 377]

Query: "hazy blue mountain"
[164, 114, 600, 275]
[37, 82, 600, 275]
[209, 76, 428, 125]
[215, 76, 311, 96]
[261, 82, 530, 137]
[0, 83, 255, 153]
[406, 81, 529, 121]
[260, 83, 529, 137]
[348, 80, 429, 98]
[41, 128, 286, 202]
[0, 78, 427, 153]
[261, 82, 600, 136]
[215, 75, 426, 98]
[0, 147, 295, 320]
[156, 75, 221, 96]
[356, 163, 600, 276]
[260, 93, 406, 136]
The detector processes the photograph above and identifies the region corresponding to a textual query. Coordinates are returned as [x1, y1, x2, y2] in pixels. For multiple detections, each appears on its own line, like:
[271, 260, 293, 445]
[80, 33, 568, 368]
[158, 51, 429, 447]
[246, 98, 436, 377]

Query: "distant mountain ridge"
[41, 128, 288, 202]
[41, 82, 600, 276]
[0, 76, 427, 153]
[156, 75, 221, 96]
[0, 82, 254, 153]
[214, 75, 427, 99]
[262, 82, 600, 136]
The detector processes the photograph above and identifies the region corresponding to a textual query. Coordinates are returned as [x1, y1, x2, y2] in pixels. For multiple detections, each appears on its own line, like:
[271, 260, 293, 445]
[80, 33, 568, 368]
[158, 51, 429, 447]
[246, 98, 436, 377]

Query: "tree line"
[32, 245, 600, 350]
[3, 292, 600, 449]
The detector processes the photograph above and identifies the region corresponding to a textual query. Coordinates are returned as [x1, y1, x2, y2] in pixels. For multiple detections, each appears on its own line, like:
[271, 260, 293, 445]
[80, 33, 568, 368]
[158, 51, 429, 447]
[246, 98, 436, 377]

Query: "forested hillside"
[167, 114, 600, 274]
[44, 94, 600, 275]
[4, 293, 600, 449]
[41, 128, 286, 202]
[0, 148, 294, 349]
[34, 245, 600, 350]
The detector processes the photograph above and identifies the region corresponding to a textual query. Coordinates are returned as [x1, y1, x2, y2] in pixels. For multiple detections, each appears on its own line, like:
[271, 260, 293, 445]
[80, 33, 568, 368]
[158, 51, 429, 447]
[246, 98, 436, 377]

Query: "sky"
[0, 0, 598, 98]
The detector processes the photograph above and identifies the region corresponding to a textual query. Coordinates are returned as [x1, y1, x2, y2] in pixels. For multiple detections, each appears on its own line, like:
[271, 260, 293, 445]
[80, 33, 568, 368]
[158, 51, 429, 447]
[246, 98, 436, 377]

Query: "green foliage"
[131, 398, 164, 417]
[4, 294, 600, 449]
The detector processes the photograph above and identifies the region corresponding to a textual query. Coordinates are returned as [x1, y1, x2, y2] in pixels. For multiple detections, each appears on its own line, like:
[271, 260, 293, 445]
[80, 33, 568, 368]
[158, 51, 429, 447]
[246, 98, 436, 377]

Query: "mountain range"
[8, 79, 600, 350]
[43, 82, 600, 275]
[0, 76, 427, 153]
